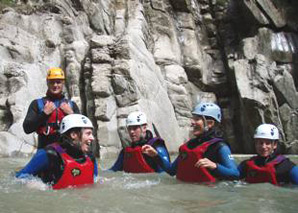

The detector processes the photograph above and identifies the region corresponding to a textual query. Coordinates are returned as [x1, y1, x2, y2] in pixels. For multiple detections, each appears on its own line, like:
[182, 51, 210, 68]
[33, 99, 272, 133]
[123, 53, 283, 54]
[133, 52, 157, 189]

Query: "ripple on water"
[100, 172, 161, 189]
[2, 158, 298, 213]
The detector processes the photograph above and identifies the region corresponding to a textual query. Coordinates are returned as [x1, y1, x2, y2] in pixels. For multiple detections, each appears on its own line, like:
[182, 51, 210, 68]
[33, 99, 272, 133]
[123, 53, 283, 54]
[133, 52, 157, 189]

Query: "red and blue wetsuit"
[161, 133, 239, 182]
[23, 92, 80, 149]
[238, 153, 298, 185]
[15, 142, 98, 189]
[109, 130, 171, 173]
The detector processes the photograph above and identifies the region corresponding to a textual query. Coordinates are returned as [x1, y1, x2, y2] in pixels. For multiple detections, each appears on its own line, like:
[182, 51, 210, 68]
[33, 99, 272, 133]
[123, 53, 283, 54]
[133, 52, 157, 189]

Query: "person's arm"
[23, 100, 49, 134]
[60, 100, 81, 115]
[93, 159, 99, 182]
[166, 157, 178, 176]
[289, 166, 298, 184]
[142, 144, 177, 176]
[108, 150, 124, 172]
[155, 154, 177, 176]
[237, 160, 247, 180]
[15, 149, 50, 178]
[153, 146, 171, 173]
[213, 145, 240, 179]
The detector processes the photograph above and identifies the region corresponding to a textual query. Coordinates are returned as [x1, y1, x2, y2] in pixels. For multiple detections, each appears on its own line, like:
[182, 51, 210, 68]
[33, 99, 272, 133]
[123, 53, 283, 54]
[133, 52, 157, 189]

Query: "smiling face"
[47, 79, 64, 96]
[191, 115, 205, 137]
[255, 138, 277, 158]
[127, 124, 147, 143]
[80, 128, 95, 153]
[191, 115, 215, 137]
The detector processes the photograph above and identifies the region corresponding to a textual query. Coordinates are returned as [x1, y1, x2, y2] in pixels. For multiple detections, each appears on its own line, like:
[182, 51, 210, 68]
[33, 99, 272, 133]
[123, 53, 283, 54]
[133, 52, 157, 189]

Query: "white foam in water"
[123, 177, 161, 189]
[16, 176, 50, 191]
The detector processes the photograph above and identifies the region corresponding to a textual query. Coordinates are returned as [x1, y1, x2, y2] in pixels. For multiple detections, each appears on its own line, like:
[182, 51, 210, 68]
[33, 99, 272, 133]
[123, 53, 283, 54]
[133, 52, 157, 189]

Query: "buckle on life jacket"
[43, 123, 59, 136]
[43, 125, 51, 136]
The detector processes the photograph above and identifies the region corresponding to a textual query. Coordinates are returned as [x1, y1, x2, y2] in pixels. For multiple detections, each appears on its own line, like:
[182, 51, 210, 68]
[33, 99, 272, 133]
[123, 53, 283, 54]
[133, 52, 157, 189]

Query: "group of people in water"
[15, 67, 298, 189]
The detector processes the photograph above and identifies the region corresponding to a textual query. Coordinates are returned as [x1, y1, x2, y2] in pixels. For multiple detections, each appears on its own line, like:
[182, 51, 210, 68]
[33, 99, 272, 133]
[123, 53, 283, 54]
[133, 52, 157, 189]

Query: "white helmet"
[192, 102, 222, 122]
[60, 114, 93, 134]
[254, 124, 279, 140]
[126, 111, 147, 126]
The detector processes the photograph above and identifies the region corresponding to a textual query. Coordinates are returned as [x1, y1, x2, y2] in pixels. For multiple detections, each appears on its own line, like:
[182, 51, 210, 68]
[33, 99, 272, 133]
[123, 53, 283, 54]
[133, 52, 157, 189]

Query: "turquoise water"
[1, 157, 298, 213]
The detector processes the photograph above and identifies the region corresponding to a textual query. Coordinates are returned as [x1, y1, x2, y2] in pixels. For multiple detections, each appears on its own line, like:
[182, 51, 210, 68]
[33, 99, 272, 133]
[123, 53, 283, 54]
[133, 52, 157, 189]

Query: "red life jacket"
[245, 155, 285, 185]
[123, 138, 165, 173]
[50, 143, 94, 190]
[176, 138, 222, 183]
[36, 98, 73, 136]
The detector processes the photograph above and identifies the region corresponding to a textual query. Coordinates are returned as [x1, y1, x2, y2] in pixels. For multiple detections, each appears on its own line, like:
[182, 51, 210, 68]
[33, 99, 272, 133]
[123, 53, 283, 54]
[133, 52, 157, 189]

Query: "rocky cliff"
[0, 0, 297, 157]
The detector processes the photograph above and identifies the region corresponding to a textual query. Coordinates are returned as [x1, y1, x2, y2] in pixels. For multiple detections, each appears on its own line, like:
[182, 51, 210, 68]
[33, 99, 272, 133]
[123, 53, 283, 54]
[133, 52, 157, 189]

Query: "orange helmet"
[46, 67, 65, 80]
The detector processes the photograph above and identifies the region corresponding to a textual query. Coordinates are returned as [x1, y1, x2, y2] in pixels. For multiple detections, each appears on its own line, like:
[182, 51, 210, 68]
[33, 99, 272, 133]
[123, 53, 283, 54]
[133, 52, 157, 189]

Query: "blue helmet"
[192, 102, 221, 122]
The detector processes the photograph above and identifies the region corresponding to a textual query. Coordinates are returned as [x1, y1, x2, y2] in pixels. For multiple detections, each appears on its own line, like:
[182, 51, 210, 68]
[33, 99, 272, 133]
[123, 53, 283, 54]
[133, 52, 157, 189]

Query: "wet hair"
[60, 127, 82, 142]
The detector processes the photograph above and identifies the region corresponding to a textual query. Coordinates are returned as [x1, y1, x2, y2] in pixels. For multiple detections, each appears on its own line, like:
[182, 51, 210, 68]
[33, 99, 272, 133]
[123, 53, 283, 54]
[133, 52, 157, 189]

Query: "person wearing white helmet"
[156, 102, 239, 183]
[23, 67, 80, 149]
[16, 114, 98, 189]
[238, 124, 298, 185]
[109, 111, 171, 173]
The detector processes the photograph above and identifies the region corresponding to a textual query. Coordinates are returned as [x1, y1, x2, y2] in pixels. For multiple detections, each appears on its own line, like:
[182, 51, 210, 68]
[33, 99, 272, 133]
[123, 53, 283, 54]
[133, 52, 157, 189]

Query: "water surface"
[1, 157, 298, 213]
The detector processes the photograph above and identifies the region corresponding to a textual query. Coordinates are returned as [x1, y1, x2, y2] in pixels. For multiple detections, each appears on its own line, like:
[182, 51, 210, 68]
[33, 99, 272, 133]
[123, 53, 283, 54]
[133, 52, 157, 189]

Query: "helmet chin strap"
[202, 116, 209, 132]
[139, 125, 146, 141]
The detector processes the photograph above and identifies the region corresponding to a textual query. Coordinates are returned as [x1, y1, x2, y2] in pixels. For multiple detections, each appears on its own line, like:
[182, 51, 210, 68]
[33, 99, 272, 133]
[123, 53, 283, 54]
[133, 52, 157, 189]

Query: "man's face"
[255, 139, 277, 157]
[127, 125, 146, 143]
[80, 128, 94, 153]
[47, 79, 64, 95]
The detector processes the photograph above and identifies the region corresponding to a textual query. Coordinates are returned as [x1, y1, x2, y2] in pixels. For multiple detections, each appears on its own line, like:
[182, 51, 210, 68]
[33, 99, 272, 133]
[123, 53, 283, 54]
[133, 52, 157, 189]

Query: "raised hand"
[43, 101, 56, 115]
[142, 144, 158, 157]
[60, 102, 74, 115]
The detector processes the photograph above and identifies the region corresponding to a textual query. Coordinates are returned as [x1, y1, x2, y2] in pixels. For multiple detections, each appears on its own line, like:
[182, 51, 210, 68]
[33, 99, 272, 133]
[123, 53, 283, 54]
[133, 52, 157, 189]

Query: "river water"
[1, 157, 298, 213]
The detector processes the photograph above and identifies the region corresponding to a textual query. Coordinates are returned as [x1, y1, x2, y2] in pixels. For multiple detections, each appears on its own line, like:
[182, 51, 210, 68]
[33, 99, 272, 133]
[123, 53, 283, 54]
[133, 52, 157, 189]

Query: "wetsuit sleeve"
[108, 150, 124, 172]
[159, 156, 178, 176]
[153, 146, 171, 173]
[168, 157, 179, 176]
[289, 166, 298, 184]
[237, 160, 247, 180]
[15, 149, 50, 178]
[23, 100, 50, 134]
[93, 159, 99, 182]
[213, 145, 240, 179]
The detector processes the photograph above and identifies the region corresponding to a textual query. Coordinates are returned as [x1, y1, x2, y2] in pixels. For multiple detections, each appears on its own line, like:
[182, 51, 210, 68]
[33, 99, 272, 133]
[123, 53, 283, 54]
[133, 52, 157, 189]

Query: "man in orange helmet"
[23, 67, 80, 149]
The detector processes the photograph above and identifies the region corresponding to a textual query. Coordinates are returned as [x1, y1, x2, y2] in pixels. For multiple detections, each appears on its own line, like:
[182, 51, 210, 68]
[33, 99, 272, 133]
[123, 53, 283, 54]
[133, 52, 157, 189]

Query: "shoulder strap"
[68, 100, 74, 109]
[37, 98, 45, 113]
[47, 143, 65, 154]
[52, 98, 74, 109]
[208, 137, 223, 145]
[272, 155, 286, 164]
[59, 99, 74, 108]
[147, 137, 165, 146]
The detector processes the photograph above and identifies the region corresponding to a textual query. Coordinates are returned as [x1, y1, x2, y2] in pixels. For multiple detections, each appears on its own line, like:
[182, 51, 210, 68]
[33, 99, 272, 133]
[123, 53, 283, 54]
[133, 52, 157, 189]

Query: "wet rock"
[0, 0, 298, 156]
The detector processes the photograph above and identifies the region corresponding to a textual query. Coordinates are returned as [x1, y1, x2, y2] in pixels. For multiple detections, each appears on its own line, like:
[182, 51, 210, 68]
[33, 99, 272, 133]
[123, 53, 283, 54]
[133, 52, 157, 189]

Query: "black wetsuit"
[23, 93, 80, 149]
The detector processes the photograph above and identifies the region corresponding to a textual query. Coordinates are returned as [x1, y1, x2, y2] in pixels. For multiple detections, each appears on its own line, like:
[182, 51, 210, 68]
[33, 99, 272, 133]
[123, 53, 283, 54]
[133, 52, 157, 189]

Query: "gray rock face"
[0, 0, 298, 156]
